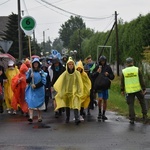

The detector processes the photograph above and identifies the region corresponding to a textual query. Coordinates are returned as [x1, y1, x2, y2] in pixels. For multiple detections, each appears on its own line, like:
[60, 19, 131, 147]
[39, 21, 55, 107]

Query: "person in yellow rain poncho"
[54, 57, 83, 125]
[4, 60, 19, 114]
[76, 60, 91, 121]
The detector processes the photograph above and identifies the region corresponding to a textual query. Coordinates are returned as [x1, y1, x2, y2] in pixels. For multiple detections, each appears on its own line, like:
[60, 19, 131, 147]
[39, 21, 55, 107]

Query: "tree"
[69, 28, 94, 59]
[52, 38, 64, 53]
[59, 16, 86, 48]
[3, 13, 29, 59]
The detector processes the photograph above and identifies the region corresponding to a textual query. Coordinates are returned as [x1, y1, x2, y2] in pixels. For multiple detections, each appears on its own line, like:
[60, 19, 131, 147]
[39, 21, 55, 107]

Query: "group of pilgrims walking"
[0, 54, 115, 125]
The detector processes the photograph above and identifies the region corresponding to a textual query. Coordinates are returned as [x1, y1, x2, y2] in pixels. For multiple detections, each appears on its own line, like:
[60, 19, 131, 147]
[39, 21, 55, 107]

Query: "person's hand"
[121, 91, 125, 96]
[97, 66, 101, 73]
[18, 77, 23, 83]
[143, 90, 146, 95]
[3, 79, 7, 83]
[30, 73, 34, 78]
[31, 84, 36, 89]
[105, 72, 109, 76]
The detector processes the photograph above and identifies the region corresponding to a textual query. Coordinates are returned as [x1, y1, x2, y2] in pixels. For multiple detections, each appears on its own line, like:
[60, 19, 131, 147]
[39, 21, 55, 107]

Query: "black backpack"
[94, 73, 111, 91]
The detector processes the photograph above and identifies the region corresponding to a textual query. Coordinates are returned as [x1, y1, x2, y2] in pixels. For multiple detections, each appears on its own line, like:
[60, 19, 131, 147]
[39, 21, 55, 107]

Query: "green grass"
[107, 76, 149, 119]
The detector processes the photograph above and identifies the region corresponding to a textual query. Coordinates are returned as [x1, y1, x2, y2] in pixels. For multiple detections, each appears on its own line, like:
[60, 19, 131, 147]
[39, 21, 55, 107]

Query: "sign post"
[20, 16, 36, 83]
[20, 16, 36, 36]
[20, 16, 36, 60]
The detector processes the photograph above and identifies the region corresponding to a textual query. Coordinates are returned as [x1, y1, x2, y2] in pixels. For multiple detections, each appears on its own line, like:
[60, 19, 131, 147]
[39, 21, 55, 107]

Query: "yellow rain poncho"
[54, 57, 83, 110]
[76, 60, 91, 108]
[4, 65, 19, 109]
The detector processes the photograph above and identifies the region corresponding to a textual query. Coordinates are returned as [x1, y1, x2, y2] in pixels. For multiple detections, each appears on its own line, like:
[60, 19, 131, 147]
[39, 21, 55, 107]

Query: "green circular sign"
[20, 16, 36, 31]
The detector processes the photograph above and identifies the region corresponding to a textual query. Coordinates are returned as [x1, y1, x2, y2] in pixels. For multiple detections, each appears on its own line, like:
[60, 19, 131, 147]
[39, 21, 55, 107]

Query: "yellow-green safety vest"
[122, 66, 141, 93]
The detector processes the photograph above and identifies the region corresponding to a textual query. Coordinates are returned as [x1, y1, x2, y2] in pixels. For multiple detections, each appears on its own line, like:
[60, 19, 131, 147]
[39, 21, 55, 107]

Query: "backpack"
[94, 73, 111, 91]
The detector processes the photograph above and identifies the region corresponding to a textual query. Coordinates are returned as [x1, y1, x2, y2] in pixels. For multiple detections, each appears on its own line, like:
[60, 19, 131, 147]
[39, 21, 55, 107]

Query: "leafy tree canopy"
[59, 15, 86, 47]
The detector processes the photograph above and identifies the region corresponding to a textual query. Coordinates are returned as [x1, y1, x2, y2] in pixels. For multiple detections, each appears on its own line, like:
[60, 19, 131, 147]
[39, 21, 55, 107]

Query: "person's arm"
[120, 73, 125, 95]
[91, 65, 99, 78]
[26, 69, 32, 83]
[105, 65, 115, 80]
[34, 81, 43, 89]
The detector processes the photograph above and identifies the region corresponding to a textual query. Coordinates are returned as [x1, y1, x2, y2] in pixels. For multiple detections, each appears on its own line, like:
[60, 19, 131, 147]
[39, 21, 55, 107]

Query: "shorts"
[97, 89, 108, 100]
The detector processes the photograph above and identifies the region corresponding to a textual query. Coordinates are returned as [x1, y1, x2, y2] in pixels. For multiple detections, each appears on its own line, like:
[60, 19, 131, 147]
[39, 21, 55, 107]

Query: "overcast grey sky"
[0, 0, 150, 43]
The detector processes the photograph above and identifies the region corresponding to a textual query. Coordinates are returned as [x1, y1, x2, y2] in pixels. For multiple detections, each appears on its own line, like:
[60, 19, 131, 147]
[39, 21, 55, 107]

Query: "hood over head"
[66, 57, 75, 73]
[20, 63, 28, 74]
[76, 60, 84, 70]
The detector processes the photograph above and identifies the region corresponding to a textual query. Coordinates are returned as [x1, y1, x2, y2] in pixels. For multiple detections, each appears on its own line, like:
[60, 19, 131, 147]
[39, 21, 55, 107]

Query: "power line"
[22, 0, 29, 15]
[41, 0, 113, 20]
[0, 0, 10, 6]
[53, 0, 76, 5]
[102, 17, 115, 32]
[35, 0, 69, 17]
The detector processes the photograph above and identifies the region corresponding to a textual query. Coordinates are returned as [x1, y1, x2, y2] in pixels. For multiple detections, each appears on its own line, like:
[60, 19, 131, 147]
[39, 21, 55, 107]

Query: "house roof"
[0, 16, 9, 38]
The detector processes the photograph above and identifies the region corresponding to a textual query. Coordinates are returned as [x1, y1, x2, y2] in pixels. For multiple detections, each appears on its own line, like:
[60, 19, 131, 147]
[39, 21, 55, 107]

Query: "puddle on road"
[33, 123, 51, 129]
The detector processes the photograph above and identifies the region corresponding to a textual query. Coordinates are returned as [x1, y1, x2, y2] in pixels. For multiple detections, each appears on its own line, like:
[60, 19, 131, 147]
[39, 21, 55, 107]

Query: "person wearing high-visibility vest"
[121, 57, 148, 124]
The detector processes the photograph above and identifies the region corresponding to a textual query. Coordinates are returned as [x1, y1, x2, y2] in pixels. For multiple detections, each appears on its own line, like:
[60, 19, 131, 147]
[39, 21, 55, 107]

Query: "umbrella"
[0, 53, 16, 70]
[31, 55, 40, 59]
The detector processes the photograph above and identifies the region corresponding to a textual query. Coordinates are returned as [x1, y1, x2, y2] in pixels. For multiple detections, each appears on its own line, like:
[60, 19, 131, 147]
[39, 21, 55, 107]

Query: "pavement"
[0, 102, 150, 150]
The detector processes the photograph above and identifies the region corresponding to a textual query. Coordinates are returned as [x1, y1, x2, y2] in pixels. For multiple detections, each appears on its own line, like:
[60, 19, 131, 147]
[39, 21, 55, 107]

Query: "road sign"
[0, 40, 13, 53]
[20, 16, 36, 31]
[20, 16, 36, 36]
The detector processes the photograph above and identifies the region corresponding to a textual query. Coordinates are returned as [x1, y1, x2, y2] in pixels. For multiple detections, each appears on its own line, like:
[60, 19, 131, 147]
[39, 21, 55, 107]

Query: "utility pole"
[43, 30, 45, 56]
[18, 0, 22, 60]
[43, 29, 49, 56]
[115, 11, 119, 76]
[33, 30, 36, 55]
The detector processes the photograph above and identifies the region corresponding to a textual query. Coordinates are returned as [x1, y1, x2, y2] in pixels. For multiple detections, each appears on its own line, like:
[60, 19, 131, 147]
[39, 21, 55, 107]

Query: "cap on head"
[99, 55, 106, 62]
[86, 55, 91, 60]
[52, 57, 59, 64]
[8, 60, 15, 66]
[126, 57, 133, 64]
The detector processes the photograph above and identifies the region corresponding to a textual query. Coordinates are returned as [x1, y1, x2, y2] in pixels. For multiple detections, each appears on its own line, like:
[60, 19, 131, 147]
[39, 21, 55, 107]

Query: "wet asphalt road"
[0, 104, 150, 150]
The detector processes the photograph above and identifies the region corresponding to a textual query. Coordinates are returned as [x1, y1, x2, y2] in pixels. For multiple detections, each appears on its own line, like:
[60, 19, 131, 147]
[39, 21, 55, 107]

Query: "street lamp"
[43, 28, 49, 56]
[70, 50, 77, 62]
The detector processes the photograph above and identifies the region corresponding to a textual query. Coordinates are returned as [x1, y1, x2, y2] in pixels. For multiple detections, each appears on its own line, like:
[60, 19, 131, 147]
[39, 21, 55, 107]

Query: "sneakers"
[7, 110, 12, 114]
[38, 119, 42, 122]
[55, 111, 59, 118]
[28, 118, 33, 123]
[102, 115, 108, 120]
[13, 110, 17, 115]
[75, 119, 81, 125]
[129, 120, 134, 125]
[80, 115, 84, 121]
[97, 114, 102, 121]
[73, 117, 81, 125]
[143, 115, 148, 124]
[98, 114, 108, 121]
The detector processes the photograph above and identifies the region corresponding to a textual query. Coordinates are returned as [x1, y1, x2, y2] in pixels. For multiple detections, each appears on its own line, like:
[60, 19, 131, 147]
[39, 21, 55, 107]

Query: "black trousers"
[126, 91, 147, 120]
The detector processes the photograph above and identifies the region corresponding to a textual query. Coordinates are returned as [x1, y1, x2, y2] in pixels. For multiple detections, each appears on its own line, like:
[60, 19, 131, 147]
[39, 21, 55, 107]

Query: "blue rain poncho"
[25, 58, 46, 109]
